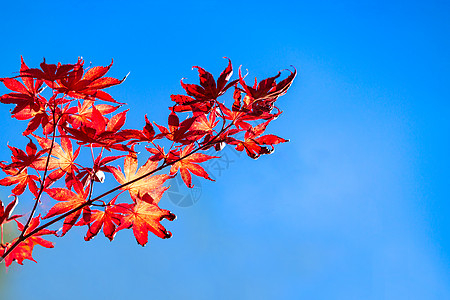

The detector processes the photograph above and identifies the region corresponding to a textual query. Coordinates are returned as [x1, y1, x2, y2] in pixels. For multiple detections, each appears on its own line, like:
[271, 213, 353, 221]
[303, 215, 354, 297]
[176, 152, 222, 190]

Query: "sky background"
[0, 0, 449, 299]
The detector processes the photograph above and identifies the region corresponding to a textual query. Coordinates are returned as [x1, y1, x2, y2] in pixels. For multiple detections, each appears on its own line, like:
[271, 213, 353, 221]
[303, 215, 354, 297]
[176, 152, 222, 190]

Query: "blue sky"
[0, 0, 449, 299]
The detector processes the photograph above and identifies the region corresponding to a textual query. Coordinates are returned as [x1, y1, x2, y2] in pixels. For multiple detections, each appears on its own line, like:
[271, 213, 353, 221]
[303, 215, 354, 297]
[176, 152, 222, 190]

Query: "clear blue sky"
[0, 0, 449, 299]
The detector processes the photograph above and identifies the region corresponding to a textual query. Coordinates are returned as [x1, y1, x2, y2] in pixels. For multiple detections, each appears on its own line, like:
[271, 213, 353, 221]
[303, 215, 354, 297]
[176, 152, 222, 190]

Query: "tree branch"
[0, 121, 233, 262]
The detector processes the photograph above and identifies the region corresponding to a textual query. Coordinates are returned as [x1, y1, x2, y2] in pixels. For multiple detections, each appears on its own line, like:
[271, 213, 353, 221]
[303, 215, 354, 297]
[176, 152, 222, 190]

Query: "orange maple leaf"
[77, 198, 123, 241]
[170, 144, 218, 188]
[110, 152, 169, 202]
[43, 181, 89, 236]
[2, 216, 56, 267]
[115, 194, 175, 246]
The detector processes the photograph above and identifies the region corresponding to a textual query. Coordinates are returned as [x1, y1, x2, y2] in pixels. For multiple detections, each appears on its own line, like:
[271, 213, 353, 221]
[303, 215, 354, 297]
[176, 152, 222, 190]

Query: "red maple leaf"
[172, 58, 237, 113]
[0, 57, 44, 118]
[154, 112, 198, 144]
[216, 103, 253, 130]
[20, 58, 76, 88]
[76, 197, 123, 241]
[109, 152, 170, 202]
[0, 197, 20, 226]
[238, 67, 296, 115]
[0, 165, 39, 196]
[19, 103, 55, 136]
[238, 67, 296, 102]
[55, 59, 126, 103]
[190, 111, 219, 133]
[228, 120, 288, 159]
[2, 216, 56, 267]
[63, 105, 130, 151]
[3, 139, 47, 173]
[65, 99, 119, 128]
[145, 144, 173, 163]
[170, 144, 218, 188]
[114, 194, 176, 246]
[119, 115, 155, 145]
[33, 135, 80, 188]
[43, 180, 90, 236]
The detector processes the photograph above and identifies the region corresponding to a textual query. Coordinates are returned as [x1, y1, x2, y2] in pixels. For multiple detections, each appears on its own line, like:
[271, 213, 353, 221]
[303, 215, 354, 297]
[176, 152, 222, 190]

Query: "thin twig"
[19, 108, 61, 239]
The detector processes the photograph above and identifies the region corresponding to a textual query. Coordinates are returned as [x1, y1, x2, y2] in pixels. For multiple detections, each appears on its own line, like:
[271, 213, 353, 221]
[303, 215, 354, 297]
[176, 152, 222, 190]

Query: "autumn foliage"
[0, 57, 295, 267]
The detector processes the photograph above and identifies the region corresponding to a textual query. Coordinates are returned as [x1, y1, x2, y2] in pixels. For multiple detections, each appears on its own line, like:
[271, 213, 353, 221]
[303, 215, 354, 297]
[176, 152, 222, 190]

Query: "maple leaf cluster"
[0, 57, 295, 267]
